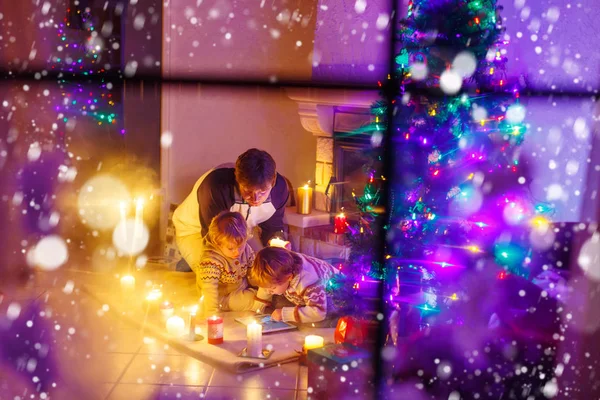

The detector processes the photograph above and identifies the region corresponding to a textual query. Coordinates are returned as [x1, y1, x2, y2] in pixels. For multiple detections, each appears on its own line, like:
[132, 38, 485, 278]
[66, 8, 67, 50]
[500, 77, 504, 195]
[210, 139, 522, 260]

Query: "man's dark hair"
[235, 148, 277, 189]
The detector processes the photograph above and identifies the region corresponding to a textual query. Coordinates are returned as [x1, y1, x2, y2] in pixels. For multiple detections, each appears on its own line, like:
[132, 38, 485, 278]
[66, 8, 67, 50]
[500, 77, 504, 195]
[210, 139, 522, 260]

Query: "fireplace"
[284, 88, 381, 214]
[332, 133, 374, 219]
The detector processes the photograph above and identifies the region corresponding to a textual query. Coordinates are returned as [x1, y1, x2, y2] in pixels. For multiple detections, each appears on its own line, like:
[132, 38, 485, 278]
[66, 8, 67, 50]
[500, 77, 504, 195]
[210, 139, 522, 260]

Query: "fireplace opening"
[332, 133, 379, 221]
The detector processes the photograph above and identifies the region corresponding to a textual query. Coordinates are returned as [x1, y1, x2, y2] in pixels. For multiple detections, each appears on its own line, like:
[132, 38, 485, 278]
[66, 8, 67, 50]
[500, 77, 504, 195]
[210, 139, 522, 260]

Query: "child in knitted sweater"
[195, 211, 256, 315]
[249, 247, 339, 323]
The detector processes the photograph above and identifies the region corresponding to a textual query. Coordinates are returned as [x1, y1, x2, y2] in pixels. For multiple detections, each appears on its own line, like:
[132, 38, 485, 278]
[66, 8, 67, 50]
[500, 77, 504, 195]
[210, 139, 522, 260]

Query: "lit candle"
[166, 316, 185, 337]
[160, 301, 174, 318]
[207, 315, 224, 344]
[296, 182, 313, 215]
[188, 306, 198, 340]
[146, 288, 163, 302]
[269, 237, 288, 248]
[247, 321, 263, 358]
[119, 201, 128, 237]
[120, 275, 135, 292]
[334, 212, 348, 234]
[304, 335, 324, 351]
[198, 295, 205, 318]
[134, 197, 144, 239]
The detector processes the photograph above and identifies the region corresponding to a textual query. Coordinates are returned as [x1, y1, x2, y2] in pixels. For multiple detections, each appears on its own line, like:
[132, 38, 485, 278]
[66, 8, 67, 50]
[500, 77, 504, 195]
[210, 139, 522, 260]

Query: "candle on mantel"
[247, 321, 263, 358]
[296, 182, 313, 215]
[120, 275, 135, 292]
[166, 316, 185, 337]
[304, 335, 324, 351]
[207, 315, 224, 344]
[334, 212, 348, 234]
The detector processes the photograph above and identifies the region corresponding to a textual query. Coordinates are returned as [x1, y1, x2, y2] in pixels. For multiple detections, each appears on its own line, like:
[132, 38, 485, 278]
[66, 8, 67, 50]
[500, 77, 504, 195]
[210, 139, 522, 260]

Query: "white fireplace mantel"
[285, 88, 380, 137]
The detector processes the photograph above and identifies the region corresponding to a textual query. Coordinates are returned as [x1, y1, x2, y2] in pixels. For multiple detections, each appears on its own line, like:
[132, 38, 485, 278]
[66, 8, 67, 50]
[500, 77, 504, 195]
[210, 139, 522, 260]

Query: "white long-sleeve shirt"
[253, 253, 339, 323]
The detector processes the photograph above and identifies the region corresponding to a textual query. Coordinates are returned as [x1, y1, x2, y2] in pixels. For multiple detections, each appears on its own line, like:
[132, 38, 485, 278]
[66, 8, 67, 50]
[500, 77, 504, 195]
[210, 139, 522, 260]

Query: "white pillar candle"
[120, 275, 135, 292]
[268, 238, 288, 248]
[199, 296, 205, 318]
[160, 301, 174, 318]
[188, 306, 197, 339]
[166, 316, 185, 337]
[247, 321, 263, 357]
[304, 335, 324, 350]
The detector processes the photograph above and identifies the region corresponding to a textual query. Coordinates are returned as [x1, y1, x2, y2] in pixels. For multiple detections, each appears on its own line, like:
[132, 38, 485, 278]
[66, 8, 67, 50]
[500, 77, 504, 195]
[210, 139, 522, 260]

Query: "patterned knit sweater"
[196, 237, 255, 315]
[253, 253, 339, 323]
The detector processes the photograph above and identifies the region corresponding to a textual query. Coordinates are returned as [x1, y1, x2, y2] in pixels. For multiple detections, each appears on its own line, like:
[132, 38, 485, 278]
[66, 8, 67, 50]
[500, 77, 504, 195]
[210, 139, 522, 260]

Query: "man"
[173, 148, 289, 272]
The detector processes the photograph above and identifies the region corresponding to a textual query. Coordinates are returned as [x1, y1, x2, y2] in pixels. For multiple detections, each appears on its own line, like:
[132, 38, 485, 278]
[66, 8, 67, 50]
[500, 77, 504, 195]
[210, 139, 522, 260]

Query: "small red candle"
[334, 213, 347, 234]
[207, 316, 224, 344]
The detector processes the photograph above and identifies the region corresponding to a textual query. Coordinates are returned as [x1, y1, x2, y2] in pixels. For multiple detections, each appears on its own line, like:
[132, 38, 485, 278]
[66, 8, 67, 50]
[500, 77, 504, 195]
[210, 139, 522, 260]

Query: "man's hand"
[271, 308, 283, 321]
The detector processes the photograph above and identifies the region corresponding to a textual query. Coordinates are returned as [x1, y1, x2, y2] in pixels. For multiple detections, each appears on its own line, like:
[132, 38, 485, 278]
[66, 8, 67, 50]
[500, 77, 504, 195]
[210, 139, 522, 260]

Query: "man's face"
[239, 183, 272, 207]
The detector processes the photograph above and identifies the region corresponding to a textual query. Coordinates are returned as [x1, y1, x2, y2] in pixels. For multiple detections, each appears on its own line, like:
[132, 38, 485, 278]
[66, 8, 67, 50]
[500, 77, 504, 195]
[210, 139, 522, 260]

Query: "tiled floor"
[0, 270, 309, 400]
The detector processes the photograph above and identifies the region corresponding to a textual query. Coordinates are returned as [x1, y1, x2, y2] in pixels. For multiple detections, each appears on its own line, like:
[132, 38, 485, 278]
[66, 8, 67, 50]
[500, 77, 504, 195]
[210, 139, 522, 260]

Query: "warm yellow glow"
[385, 255, 392, 259]
[468, 173, 474, 180]
[120, 275, 135, 291]
[451, 293, 458, 301]
[146, 289, 163, 301]
[468, 245, 481, 253]
[269, 238, 288, 248]
[304, 335, 324, 350]
[531, 216, 550, 231]
[135, 197, 145, 210]
[166, 316, 185, 336]
[77, 174, 131, 231]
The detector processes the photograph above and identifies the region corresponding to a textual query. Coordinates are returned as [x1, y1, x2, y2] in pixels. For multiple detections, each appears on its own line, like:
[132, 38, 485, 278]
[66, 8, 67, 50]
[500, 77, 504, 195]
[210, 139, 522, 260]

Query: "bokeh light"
[31, 235, 69, 270]
[77, 174, 131, 231]
[112, 218, 150, 256]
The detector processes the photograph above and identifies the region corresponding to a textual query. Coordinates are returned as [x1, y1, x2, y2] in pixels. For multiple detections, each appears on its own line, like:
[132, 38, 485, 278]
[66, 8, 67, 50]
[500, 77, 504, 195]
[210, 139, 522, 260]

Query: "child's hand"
[271, 308, 283, 321]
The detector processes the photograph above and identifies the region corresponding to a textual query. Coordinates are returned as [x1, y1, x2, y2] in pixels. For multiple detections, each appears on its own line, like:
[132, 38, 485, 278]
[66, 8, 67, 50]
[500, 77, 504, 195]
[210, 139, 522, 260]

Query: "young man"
[173, 148, 289, 272]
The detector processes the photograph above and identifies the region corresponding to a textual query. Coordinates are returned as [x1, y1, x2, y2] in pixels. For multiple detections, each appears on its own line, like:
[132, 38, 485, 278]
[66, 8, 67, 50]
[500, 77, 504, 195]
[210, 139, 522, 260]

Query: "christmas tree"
[378, 0, 559, 397]
[378, 0, 557, 316]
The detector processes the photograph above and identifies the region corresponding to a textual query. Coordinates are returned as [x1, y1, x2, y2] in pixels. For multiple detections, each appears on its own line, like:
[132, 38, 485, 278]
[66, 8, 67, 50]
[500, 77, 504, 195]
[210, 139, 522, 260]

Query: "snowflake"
[459, 219, 473, 232]
[414, 118, 426, 126]
[428, 150, 441, 164]
[447, 186, 461, 198]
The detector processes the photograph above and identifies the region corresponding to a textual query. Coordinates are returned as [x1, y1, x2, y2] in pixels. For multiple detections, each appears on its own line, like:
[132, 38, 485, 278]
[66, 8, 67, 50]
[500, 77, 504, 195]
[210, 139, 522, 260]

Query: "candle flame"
[135, 197, 144, 209]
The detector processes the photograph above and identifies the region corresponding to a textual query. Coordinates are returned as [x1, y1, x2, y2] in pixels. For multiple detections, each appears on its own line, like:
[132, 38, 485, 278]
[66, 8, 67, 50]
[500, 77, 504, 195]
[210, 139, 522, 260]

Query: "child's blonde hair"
[208, 211, 248, 246]
[249, 247, 303, 287]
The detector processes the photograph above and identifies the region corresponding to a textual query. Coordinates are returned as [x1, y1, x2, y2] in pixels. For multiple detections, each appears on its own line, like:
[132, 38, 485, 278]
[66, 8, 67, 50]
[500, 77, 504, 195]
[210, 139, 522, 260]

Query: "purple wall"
[500, 0, 600, 92]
